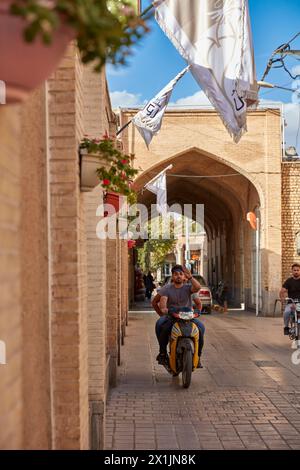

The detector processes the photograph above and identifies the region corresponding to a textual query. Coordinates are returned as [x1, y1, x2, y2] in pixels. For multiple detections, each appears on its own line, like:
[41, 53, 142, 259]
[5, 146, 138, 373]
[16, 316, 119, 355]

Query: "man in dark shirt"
[280, 263, 300, 335]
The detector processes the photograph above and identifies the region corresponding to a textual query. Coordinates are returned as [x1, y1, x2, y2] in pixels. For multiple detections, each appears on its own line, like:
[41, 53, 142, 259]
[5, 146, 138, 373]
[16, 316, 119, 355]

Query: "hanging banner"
[154, 0, 258, 142]
[144, 164, 173, 214]
[132, 66, 190, 147]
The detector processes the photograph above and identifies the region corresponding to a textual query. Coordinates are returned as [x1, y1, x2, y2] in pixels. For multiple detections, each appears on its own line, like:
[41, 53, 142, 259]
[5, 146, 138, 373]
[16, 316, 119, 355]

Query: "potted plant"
[5, 0, 148, 102]
[103, 191, 122, 215]
[79, 137, 111, 191]
[0, 1, 74, 102]
[79, 135, 139, 206]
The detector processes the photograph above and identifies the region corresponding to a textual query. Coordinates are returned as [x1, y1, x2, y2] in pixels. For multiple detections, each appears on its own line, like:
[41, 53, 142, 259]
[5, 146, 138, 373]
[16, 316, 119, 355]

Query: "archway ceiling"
[135, 149, 256, 218]
[138, 175, 242, 233]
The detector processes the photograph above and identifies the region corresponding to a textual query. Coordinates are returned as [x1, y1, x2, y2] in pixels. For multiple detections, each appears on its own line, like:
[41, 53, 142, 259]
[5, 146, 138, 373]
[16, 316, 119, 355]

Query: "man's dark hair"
[292, 263, 300, 269]
[171, 264, 184, 274]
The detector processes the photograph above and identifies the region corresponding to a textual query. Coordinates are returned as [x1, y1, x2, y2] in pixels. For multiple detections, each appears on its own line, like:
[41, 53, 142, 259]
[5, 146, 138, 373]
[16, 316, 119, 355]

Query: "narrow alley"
[106, 309, 300, 450]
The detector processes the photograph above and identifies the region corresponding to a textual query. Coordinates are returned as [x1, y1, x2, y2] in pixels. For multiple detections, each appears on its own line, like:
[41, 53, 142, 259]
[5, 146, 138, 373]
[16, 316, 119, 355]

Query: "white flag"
[132, 66, 189, 148]
[154, 0, 258, 142]
[145, 166, 172, 214]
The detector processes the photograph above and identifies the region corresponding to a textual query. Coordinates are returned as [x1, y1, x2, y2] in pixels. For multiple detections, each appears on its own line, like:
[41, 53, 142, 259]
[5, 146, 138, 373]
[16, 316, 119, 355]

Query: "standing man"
[152, 264, 205, 365]
[144, 271, 155, 300]
[280, 263, 300, 335]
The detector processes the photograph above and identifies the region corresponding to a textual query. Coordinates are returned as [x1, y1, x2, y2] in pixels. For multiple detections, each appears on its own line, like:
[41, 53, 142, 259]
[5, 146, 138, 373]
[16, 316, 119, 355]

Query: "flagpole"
[140, 3, 155, 18]
[116, 119, 132, 136]
[185, 216, 191, 270]
[144, 164, 173, 188]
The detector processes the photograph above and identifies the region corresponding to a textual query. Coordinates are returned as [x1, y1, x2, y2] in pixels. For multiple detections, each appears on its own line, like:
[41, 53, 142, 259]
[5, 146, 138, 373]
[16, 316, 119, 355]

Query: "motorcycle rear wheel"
[182, 349, 193, 388]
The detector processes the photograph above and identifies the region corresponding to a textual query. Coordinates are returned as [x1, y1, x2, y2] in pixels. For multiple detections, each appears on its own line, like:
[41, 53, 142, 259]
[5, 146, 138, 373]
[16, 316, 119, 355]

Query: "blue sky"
[107, 0, 300, 151]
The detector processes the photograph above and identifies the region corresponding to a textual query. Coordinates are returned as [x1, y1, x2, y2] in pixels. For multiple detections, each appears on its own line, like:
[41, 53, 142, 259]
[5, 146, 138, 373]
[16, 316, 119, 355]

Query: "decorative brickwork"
[282, 163, 300, 281]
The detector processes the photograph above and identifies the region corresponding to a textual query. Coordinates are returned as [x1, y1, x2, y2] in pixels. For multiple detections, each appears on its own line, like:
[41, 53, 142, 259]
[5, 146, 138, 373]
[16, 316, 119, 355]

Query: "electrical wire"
[148, 173, 240, 178]
[261, 31, 300, 82]
[260, 81, 293, 96]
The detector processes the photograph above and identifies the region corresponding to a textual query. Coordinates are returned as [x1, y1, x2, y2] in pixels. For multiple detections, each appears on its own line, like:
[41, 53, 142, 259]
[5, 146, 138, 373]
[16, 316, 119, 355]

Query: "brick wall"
[0, 105, 23, 449]
[106, 239, 119, 387]
[282, 163, 300, 280]
[82, 65, 109, 449]
[48, 45, 89, 450]
[20, 86, 52, 449]
[0, 46, 127, 449]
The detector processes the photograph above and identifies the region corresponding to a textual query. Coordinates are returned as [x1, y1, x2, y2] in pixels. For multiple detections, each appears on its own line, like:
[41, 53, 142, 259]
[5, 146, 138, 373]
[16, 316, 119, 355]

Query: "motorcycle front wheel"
[182, 349, 193, 388]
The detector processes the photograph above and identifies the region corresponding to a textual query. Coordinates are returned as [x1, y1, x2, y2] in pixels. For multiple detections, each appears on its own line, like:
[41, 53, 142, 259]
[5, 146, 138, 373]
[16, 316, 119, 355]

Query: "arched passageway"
[134, 148, 261, 310]
[121, 108, 282, 314]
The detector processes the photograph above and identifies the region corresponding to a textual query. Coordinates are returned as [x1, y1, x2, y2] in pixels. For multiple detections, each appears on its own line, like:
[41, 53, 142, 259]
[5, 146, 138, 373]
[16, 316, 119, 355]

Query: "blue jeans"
[155, 315, 205, 355]
[284, 303, 295, 327]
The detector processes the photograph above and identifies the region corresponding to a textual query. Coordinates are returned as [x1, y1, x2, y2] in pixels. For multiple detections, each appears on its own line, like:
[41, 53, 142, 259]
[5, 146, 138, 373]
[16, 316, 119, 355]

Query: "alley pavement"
[105, 306, 300, 450]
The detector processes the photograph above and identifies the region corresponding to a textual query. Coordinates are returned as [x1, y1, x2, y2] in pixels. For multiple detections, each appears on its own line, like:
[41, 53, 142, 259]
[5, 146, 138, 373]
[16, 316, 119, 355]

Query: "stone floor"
[105, 309, 300, 450]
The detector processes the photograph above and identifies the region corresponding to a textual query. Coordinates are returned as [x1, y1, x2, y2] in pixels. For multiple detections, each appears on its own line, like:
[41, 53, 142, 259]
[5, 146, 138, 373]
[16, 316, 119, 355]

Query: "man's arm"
[280, 287, 288, 301]
[190, 276, 201, 293]
[182, 266, 201, 293]
[159, 296, 168, 314]
[280, 278, 290, 301]
[152, 293, 164, 317]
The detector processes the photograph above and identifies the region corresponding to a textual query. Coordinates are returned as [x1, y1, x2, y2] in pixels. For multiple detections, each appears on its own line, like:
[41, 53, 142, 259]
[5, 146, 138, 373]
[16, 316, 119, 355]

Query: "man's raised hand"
[182, 265, 192, 279]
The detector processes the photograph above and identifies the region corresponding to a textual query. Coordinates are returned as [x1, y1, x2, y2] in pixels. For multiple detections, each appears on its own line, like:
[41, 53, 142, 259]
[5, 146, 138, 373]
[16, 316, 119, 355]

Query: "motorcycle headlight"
[178, 311, 194, 320]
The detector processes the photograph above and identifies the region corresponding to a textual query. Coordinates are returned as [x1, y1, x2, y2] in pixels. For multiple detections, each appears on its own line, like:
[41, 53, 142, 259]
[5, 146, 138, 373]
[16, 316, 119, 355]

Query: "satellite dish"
[285, 146, 298, 157]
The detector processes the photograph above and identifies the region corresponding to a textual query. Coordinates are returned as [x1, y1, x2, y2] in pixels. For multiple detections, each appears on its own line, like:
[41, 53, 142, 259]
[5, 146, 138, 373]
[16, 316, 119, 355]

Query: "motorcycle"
[286, 298, 300, 348]
[162, 307, 201, 389]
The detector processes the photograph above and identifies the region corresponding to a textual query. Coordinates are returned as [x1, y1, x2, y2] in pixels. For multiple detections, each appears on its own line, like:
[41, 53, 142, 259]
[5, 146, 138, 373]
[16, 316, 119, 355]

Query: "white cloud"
[110, 88, 300, 152]
[169, 90, 212, 108]
[106, 64, 129, 77]
[292, 65, 300, 78]
[110, 89, 213, 110]
[110, 90, 142, 108]
[258, 98, 282, 107]
[253, 97, 300, 151]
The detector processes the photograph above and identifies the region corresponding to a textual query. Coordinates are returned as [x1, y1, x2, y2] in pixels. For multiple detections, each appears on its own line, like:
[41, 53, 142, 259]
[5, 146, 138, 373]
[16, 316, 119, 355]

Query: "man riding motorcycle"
[152, 264, 205, 367]
[280, 263, 300, 335]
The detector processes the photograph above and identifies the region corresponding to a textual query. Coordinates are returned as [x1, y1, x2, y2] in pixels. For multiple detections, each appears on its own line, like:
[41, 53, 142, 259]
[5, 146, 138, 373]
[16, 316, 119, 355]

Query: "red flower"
[102, 179, 111, 186]
[102, 131, 109, 140]
[121, 159, 129, 165]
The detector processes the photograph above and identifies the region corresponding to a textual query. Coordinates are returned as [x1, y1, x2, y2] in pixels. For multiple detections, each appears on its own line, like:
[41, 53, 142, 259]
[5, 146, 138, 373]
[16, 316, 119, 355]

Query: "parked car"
[161, 274, 212, 314]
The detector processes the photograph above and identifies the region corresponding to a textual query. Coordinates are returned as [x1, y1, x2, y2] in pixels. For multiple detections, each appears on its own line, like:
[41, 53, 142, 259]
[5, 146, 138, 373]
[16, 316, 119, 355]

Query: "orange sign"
[247, 212, 257, 230]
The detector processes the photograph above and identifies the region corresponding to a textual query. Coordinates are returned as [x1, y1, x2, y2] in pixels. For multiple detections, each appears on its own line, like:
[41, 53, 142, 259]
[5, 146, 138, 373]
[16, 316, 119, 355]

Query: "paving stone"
[105, 311, 300, 450]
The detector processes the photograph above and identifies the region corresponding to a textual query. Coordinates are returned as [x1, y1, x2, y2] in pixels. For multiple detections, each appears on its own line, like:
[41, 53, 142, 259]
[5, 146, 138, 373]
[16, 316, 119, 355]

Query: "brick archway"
[121, 108, 282, 314]
[133, 148, 259, 309]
